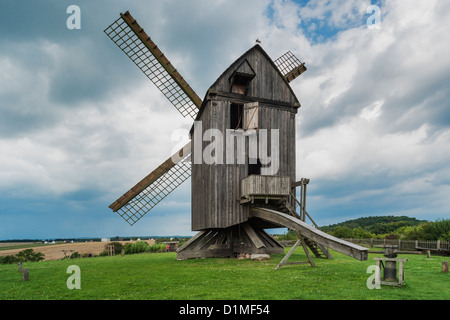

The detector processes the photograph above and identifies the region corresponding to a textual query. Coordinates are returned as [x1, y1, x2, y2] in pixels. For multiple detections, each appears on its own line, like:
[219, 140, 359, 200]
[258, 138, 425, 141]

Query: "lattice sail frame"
[274, 51, 307, 83]
[116, 155, 191, 226]
[104, 11, 203, 225]
[104, 12, 201, 119]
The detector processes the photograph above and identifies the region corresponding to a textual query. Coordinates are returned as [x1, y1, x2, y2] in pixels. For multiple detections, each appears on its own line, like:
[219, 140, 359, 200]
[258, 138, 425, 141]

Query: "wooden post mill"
[105, 11, 368, 264]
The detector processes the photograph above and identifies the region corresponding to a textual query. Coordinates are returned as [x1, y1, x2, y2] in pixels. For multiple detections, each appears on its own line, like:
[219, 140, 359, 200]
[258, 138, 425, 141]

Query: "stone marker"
[23, 268, 29, 281]
[250, 254, 270, 261]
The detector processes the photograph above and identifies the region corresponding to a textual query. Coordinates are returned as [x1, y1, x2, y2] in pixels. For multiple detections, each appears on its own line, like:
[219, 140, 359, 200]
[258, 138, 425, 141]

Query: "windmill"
[104, 11, 368, 264]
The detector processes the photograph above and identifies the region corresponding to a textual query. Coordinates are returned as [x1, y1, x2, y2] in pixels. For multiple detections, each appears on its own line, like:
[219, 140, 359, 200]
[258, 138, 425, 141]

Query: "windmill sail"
[274, 51, 307, 83]
[109, 142, 191, 226]
[104, 11, 202, 119]
[104, 11, 201, 225]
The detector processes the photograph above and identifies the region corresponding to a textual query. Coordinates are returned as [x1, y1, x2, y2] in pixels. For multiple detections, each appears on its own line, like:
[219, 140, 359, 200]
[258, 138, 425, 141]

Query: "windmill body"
[180, 45, 299, 258]
[105, 11, 369, 263]
[191, 45, 299, 231]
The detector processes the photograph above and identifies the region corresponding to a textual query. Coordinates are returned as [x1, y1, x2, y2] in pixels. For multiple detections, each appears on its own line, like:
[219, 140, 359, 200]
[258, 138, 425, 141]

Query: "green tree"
[352, 227, 376, 239]
[15, 249, 44, 262]
[0, 255, 19, 264]
[124, 241, 150, 254]
[277, 230, 297, 241]
[332, 226, 354, 238]
[418, 219, 450, 240]
[107, 242, 124, 255]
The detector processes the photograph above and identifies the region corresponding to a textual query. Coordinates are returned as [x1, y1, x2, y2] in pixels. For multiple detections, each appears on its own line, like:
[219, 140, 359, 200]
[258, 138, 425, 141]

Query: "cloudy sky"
[1, 0, 449, 240]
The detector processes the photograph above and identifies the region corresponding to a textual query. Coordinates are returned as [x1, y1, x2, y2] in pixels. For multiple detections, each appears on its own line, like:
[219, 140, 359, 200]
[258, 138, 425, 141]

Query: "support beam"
[177, 221, 284, 260]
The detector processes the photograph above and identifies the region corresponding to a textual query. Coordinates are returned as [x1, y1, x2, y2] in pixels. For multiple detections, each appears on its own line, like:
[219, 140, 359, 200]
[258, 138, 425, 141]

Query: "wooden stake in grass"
[22, 268, 29, 281]
[442, 261, 449, 273]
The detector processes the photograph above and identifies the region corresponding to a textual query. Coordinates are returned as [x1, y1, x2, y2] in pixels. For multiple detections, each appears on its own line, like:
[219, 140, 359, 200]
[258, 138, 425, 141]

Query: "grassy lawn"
[0, 247, 448, 300]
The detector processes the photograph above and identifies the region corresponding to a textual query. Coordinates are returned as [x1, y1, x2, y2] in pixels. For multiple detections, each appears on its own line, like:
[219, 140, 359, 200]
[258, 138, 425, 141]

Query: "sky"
[1, 0, 449, 240]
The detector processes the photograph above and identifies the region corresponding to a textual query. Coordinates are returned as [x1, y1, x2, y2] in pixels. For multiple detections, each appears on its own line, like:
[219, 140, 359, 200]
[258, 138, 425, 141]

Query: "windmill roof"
[190, 44, 301, 134]
[209, 44, 300, 104]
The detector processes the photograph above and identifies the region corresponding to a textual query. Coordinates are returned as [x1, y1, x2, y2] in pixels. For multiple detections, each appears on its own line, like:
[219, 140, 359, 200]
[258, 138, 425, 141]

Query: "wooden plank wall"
[240, 175, 291, 197]
[191, 45, 298, 231]
[212, 46, 298, 105]
[192, 99, 296, 230]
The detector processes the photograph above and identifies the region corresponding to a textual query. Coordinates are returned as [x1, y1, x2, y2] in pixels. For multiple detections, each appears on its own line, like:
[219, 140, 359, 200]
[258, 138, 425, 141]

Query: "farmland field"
[0, 240, 155, 260]
[1, 245, 449, 301]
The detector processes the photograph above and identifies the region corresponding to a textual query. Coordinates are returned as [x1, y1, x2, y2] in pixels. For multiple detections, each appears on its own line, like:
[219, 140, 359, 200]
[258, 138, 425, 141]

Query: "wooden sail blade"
[274, 51, 307, 83]
[109, 142, 191, 225]
[104, 11, 202, 119]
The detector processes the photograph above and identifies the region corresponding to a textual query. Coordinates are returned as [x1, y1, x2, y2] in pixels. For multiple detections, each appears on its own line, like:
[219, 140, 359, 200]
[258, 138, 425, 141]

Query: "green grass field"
[0, 247, 448, 300]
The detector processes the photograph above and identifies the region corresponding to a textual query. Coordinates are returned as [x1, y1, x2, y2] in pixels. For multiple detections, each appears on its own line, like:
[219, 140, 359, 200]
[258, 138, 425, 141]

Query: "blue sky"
[1, 0, 449, 240]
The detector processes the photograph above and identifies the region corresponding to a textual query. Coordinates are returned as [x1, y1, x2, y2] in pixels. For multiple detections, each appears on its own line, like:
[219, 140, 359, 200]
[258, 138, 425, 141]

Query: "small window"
[248, 158, 262, 175]
[229, 59, 255, 95]
[231, 74, 250, 95]
[230, 103, 243, 129]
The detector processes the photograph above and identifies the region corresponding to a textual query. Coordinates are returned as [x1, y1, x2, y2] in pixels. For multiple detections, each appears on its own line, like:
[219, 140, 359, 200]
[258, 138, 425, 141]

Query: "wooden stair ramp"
[250, 207, 369, 265]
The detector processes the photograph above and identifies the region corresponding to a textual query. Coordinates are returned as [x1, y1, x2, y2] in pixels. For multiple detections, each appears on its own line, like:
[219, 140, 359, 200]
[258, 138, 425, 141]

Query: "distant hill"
[320, 216, 427, 235]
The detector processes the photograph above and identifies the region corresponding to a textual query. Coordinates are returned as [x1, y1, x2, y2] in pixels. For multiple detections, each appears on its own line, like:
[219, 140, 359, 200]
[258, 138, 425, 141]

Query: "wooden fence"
[343, 238, 450, 252]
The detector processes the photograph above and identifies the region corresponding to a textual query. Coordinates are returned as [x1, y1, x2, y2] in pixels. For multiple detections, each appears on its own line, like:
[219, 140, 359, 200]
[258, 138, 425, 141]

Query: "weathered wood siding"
[211, 45, 299, 105]
[192, 99, 248, 230]
[241, 175, 290, 198]
[191, 45, 298, 231]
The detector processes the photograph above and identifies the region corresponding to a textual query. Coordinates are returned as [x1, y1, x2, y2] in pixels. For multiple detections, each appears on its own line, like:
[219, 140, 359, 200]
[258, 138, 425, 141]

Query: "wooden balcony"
[240, 175, 290, 204]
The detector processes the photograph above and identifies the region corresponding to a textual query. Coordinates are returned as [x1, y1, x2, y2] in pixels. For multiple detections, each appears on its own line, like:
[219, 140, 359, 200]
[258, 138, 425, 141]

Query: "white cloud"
[360, 100, 383, 121]
[1, 0, 450, 239]
[298, 0, 369, 28]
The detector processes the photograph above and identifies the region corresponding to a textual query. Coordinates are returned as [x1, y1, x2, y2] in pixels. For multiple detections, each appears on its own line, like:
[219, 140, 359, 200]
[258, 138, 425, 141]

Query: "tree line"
[278, 216, 449, 241]
[323, 216, 449, 241]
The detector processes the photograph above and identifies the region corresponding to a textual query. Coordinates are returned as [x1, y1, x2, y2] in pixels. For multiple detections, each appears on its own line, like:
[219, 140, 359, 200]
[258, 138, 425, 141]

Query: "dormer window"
[229, 59, 255, 95]
[231, 74, 251, 94]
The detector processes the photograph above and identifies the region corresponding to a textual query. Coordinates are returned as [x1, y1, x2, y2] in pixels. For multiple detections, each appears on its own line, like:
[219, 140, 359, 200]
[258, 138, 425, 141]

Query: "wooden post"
[275, 239, 300, 270]
[442, 261, 449, 273]
[398, 260, 404, 286]
[22, 268, 29, 281]
[275, 235, 315, 270]
[426, 250, 431, 258]
[18, 263, 22, 272]
[299, 184, 303, 220]
[375, 259, 381, 286]
[302, 183, 307, 222]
